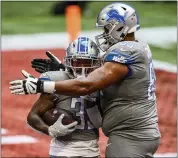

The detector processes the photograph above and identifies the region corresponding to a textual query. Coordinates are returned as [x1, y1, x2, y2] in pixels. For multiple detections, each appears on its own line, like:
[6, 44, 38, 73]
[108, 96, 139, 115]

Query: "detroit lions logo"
[80, 40, 88, 47]
[77, 37, 89, 53]
[105, 9, 127, 23]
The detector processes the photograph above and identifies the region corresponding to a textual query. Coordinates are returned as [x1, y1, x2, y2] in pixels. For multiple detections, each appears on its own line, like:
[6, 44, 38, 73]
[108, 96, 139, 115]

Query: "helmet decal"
[77, 37, 89, 54]
[105, 9, 128, 23]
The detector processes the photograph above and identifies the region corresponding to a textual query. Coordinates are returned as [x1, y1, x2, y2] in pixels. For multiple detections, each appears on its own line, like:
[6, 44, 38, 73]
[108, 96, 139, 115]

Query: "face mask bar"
[95, 23, 117, 52]
[95, 23, 105, 28]
[95, 22, 130, 52]
[64, 56, 101, 78]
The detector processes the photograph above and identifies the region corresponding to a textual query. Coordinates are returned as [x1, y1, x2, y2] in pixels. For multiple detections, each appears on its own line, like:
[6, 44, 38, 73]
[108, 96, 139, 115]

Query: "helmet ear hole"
[73, 43, 75, 47]
[121, 6, 126, 10]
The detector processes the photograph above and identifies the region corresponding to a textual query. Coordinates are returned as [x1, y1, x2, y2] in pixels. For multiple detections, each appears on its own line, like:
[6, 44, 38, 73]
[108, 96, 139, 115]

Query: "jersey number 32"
[70, 98, 94, 130]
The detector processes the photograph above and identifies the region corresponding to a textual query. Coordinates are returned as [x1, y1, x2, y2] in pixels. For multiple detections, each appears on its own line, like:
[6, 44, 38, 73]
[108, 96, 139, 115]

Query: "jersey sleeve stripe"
[104, 50, 135, 64]
[39, 77, 51, 81]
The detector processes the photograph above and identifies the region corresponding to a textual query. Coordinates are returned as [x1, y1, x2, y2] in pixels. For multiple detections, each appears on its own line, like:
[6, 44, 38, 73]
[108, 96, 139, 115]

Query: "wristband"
[43, 81, 55, 94]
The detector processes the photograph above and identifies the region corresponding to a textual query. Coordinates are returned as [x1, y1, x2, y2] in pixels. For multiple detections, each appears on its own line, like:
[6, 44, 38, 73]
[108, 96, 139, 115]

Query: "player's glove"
[9, 70, 55, 95]
[31, 51, 65, 73]
[48, 114, 78, 137]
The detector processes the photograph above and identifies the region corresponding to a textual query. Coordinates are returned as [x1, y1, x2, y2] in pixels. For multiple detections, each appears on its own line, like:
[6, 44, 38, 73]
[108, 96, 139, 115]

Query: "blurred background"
[1, 1, 177, 157]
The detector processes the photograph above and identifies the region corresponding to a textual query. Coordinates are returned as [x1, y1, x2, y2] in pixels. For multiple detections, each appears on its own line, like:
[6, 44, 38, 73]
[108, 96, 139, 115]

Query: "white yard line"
[154, 153, 177, 157]
[1, 27, 177, 73]
[1, 128, 38, 144]
[2, 135, 38, 144]
[2, 27, 176, 51]
[1, 128, 8, 135]
[153, 60, 177, 73]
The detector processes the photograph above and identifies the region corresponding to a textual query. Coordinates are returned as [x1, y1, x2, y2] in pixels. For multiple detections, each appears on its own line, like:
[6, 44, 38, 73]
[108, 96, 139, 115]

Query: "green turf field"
[2, 1, 177, 35]
[2, 1, 177, 64]
[150, 44, 176, 65]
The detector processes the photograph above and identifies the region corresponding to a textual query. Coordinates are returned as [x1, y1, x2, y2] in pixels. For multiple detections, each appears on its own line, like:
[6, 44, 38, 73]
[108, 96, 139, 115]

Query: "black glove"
[31, 51, 65, 73]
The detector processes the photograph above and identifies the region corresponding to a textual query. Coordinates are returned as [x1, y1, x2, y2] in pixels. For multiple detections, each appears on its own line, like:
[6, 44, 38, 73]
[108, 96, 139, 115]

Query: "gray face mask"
[64, 57, 101, 78]
[95, 23, 126, 52]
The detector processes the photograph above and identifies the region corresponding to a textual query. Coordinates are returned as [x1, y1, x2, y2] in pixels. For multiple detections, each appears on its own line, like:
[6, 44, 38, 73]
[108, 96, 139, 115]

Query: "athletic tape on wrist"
[43, 81, 55, 94]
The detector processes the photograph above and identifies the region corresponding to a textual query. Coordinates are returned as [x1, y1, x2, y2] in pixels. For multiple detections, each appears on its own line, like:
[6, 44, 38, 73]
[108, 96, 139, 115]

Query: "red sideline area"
[2, 49, 176, 157]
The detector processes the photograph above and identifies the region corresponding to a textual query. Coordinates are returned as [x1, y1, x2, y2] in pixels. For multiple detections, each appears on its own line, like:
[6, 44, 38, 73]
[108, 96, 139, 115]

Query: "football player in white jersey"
[10, 2, 161, 157]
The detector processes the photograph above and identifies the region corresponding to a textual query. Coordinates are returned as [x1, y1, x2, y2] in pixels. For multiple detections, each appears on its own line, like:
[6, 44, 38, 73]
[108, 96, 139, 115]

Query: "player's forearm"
[43, 67, 106, 96]
[54, 79, 93, 96]
[27, 112, 49, 135]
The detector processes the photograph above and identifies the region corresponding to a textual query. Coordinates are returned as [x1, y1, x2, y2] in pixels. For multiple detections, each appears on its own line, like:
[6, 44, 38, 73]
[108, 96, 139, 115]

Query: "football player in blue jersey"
[10, 2, 161, 157]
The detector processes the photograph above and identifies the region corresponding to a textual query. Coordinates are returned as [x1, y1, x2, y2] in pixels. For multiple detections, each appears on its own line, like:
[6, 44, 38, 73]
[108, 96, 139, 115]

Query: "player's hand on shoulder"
[48, 114, 78, 137]
[31, 51, 65, 73]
